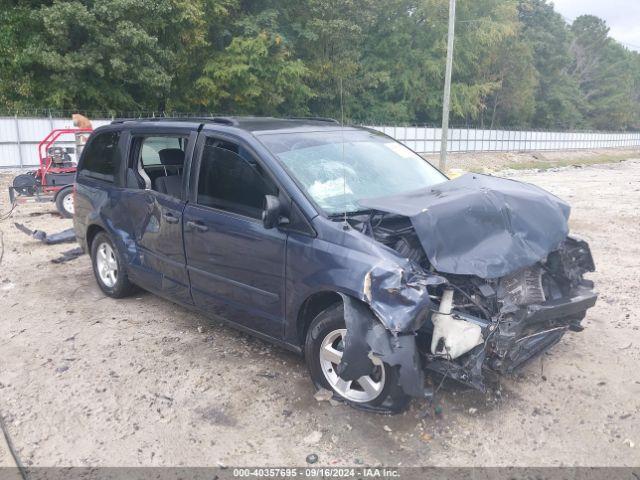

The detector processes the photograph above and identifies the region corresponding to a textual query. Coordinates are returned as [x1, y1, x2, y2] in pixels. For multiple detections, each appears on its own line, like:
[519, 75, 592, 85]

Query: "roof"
[111, 116, 355, 134]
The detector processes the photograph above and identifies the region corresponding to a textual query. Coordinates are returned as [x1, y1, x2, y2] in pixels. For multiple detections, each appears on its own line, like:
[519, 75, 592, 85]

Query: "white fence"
[0, 116, 111, 168]
[370, 126, 640, 154]
[1, 116, 639, 168]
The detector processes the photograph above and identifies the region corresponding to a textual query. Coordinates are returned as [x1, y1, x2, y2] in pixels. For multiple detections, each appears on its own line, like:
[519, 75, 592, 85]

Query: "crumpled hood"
[359, 173, 571, 279]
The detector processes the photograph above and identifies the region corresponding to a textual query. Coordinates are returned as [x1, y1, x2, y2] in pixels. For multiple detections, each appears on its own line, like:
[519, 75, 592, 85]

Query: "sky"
[551, 0, 640, 51]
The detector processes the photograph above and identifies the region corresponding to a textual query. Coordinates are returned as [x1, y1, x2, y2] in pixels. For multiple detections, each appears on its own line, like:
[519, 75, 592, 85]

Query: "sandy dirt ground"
[0, 160, 639, 468]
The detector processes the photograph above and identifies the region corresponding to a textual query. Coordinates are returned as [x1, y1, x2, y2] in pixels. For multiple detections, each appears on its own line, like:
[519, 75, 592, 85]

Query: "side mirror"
[262, 195, 282, 229]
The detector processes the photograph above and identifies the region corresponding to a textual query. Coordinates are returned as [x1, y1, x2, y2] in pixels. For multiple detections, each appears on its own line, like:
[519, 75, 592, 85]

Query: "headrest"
[158, 148, 185, 166]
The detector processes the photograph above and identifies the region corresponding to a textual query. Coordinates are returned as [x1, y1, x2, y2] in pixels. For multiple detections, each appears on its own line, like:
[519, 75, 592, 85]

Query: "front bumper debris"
[493, 284, 597, 374]
[423, 283, 598, 391]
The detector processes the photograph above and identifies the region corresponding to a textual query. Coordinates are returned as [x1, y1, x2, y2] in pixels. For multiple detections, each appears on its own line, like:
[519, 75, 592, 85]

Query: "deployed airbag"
[359, 173, 570, 278]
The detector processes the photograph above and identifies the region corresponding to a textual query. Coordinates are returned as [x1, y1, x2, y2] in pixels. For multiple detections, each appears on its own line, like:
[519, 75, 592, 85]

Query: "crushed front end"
[417, 236, 597, 391]
[338, 173, 599, 398]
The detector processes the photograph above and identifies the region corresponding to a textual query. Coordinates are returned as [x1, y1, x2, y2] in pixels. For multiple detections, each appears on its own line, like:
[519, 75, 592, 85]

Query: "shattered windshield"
[258, 129, 447, 215]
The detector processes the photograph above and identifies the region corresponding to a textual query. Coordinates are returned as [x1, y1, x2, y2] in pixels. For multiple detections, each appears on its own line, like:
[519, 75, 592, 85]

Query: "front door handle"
[186, 220, 209, 232]
[163, 212, 180, 224]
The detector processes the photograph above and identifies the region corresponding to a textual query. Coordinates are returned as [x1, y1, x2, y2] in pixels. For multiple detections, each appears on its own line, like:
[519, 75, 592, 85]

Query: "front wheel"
[305, 303, 411, 413]
[55, 186, 74, 218]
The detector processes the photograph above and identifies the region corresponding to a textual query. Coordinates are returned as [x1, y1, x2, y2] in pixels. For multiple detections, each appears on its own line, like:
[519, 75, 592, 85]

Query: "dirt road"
[0, 160, 639, 467]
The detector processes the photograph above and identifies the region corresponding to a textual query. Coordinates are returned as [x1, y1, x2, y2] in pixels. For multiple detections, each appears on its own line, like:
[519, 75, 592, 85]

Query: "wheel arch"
[53, 184, 72, 201]
[296, 291, 344, 348]
[86, 224, 106, 253]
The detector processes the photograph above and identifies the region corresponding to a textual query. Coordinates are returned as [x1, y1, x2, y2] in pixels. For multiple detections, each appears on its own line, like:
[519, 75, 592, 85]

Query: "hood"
[359, 173, 570, 279]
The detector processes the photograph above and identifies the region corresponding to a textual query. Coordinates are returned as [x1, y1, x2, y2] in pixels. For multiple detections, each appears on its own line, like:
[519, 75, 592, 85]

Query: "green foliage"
[1, 0, 639, 129]
[195, 32, 312, 114]
[0, 5, 40, 109]
[570, 15, 639, 129]
[517, 0, 584, 128]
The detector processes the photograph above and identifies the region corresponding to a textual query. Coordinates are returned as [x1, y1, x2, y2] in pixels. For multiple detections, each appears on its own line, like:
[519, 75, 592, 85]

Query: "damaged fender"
[362, 263, 446, 333]
[337, 294, 428, 398]
[289, 216, 452, 398]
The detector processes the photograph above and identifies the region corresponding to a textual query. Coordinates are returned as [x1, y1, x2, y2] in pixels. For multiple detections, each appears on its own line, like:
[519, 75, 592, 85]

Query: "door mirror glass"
[262, 195, 282, 229]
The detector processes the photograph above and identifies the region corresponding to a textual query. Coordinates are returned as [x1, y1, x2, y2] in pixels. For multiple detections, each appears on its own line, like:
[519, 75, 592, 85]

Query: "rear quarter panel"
[73, 126, 127, 252]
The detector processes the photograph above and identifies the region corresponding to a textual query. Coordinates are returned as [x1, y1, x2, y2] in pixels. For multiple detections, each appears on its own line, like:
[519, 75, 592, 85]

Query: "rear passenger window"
[79, 131, 121, 183]
[140, 137, 185, 166]
[133, 135, 187, 198]
[197, 139, 278, 219]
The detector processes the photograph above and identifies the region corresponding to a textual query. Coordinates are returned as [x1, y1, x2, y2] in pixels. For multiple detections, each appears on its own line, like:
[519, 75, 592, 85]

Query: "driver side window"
[197, 138, 278, 219]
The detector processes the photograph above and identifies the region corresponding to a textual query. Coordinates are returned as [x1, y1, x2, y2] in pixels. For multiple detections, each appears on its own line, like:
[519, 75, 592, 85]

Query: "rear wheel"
[55, 186, 74, 218]
[90, 232, 137, 298]
[305, 303, 411, 413]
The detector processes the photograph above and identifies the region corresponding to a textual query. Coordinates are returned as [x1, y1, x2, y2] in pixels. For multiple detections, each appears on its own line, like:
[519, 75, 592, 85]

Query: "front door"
[183, 136, 287, 338]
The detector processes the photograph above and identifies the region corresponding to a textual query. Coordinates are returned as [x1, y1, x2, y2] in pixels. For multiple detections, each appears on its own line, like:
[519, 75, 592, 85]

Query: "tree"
[195, 32, 313, 114]
[517, 0, 584, 128]
[481, 37, 537, 128]
[570, 15, 636, 129]
[1, 0, 236, 112]
[0, 3, 42, 110]
[1, 0, 640, 130]
[451, 0, 536, 127]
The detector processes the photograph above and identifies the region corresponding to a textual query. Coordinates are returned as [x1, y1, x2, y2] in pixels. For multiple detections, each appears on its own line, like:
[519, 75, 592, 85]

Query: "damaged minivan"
[74, 117, 597, 412]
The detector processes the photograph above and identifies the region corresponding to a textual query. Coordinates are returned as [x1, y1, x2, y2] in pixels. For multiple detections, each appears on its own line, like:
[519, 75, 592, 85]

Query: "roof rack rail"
[210, 116, 238, 126]
[111, 118, 135, 124]
[110, 117, 181, 124]
[286, 116, 341, 124]
[111, 116, 239, 126]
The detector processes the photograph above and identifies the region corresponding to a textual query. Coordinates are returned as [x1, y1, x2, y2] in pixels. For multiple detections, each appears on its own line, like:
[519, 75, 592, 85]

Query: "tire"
[12, 172, 38, 196]
[55, 186, 74, 218]
[90, 231, 137, 298]
[305, 303, 411, 413]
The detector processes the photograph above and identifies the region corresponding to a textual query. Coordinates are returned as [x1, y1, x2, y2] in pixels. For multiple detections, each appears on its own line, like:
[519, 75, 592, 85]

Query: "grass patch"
[505, 152, 635, 171]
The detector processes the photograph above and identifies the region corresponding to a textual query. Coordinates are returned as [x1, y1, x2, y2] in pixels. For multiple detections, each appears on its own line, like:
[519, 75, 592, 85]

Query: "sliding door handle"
[186, 220, 209, 232]
[163, 212, 180, 224]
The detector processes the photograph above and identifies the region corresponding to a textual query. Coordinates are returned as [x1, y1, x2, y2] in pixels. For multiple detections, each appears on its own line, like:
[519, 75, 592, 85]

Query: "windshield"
[258, 129, 447, 216]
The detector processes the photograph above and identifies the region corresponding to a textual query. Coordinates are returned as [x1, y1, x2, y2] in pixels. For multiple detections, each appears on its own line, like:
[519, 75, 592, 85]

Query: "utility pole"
[439, 0, 456, 171]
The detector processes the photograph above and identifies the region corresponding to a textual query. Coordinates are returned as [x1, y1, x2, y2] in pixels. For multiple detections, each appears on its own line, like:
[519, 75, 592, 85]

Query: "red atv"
[8, 127, 92, 218]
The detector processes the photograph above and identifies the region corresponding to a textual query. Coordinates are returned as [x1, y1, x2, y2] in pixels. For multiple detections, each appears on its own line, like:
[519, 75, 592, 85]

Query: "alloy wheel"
[318, 328, 386, 403]
[96, 242, 118, 288]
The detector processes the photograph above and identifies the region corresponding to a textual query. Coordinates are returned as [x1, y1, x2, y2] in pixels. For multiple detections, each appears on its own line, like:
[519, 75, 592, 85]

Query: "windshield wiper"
[328, 208, 375, 219]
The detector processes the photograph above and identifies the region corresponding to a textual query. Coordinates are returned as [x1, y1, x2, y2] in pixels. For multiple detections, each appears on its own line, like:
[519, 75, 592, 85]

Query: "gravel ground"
[0, 160, 639, 467]
[423, 148, 640, 173]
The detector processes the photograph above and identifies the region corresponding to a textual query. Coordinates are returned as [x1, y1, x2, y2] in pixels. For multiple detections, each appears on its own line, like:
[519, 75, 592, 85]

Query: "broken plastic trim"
[361, 263, 447, 334]
[427, 344, 487, 392]
[51, 247, 84, 264]
[336, 294, 429, 398]
[14, 222, 76, 245]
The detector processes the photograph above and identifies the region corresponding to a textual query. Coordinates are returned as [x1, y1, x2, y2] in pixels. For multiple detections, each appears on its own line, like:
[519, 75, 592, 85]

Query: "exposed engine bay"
[334, 173, 598, 399]
[370, 214, 595, 390]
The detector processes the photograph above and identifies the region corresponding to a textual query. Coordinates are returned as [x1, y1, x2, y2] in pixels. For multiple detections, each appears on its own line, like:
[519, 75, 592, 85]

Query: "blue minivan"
[74, 117, 597, 412]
